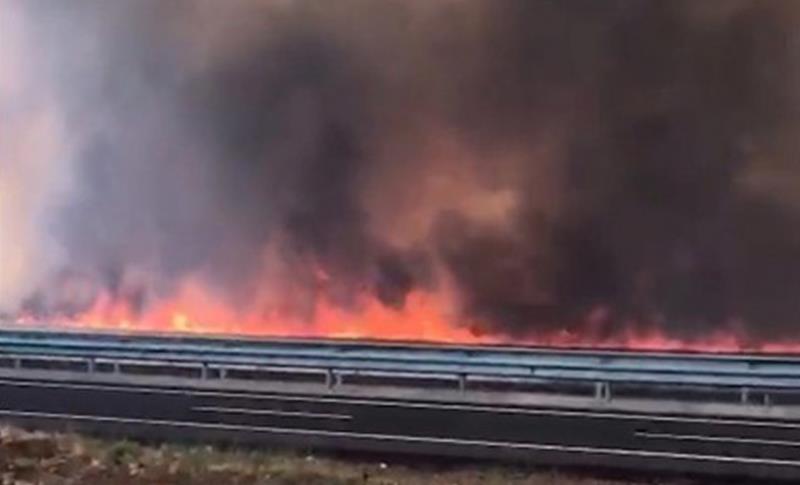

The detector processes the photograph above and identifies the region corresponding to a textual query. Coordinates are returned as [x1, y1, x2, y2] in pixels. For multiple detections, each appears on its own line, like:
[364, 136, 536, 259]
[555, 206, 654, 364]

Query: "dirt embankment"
[0, 425, 694, 485]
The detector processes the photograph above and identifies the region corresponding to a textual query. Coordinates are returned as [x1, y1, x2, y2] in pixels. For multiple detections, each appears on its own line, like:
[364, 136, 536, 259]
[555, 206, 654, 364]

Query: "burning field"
[4, 1, 800, 352]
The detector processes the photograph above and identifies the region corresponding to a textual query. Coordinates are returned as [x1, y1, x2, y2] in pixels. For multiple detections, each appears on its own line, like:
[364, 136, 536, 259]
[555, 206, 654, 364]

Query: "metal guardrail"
[1, 328, 799, 403]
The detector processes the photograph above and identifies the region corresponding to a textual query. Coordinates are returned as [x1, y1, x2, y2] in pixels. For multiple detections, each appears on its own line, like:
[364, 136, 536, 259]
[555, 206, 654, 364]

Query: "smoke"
[4, 1, 800, 343]
[0, 3, 71, 309]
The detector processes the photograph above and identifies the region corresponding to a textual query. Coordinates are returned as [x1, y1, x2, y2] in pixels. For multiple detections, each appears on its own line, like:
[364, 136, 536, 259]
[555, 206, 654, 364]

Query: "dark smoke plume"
[5, 0, 800, 344]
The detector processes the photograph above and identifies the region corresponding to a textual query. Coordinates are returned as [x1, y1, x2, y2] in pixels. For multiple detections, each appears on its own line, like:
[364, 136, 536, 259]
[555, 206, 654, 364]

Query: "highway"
[1, 328, 800, 480]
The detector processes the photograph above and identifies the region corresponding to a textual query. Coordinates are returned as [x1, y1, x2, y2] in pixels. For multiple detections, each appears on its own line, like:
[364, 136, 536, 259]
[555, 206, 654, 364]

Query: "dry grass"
[0, 425, 685, 485]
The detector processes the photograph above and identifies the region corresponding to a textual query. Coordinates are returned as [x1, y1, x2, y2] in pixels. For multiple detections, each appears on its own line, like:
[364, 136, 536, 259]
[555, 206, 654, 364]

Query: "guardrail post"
[219, 367, 227, 380]
[595, 382, 611, 401]
[458, 373, 467, 393]
[741, 387, 750, 404]
[764, 393, 772, 408]
[87, 358, 95, 374]
[13, 358, 21, 370]
[326, 369, 336, 389]
[201, 363, 209, 380]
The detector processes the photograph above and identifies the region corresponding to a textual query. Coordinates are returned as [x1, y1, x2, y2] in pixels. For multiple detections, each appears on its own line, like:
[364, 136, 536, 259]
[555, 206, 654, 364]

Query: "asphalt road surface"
[1, 373, 799, 480]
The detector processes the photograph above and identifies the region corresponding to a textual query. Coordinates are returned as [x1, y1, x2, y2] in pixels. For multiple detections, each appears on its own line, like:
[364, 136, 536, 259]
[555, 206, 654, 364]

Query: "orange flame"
[60, 280, 488, 344]
[12, 260, 800, 353]
[14, 278, 798, 354]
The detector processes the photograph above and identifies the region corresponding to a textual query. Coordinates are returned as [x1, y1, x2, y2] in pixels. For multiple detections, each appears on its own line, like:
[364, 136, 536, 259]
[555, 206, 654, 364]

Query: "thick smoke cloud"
[0, 3, 71, 309]
[4, 1, 800, 343]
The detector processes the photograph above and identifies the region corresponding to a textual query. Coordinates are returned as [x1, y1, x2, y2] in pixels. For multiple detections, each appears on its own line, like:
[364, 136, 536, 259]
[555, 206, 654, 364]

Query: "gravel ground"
[0, 425, 697, 485]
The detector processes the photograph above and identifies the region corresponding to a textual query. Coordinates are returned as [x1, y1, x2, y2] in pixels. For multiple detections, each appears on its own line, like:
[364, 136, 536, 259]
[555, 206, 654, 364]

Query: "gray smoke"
[5, 0, 800, 344]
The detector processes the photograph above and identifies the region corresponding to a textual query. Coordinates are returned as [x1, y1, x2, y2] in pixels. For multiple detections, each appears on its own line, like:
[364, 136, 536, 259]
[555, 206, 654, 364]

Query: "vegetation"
[0, 425, 694, 485]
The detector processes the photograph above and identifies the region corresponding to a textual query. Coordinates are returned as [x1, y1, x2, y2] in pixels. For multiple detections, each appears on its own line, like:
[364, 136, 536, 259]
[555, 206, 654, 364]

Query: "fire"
[15, 276, 800, 354]
[55, 279, 488, 344]
[10, 250, 800, 354]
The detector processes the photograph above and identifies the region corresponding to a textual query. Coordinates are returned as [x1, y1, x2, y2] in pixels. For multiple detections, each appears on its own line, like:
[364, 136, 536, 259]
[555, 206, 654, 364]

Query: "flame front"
[53, 281, 485, 344]
[17, 277, 800, 353]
